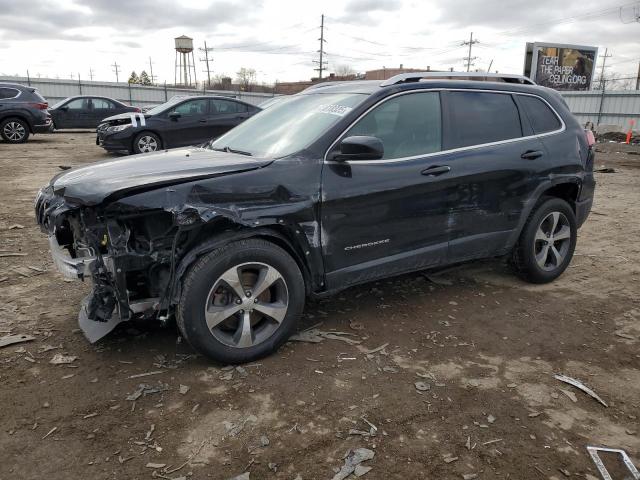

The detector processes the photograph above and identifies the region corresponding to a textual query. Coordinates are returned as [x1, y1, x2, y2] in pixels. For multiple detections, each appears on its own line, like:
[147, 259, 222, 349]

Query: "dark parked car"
[96, 95, 260, 154]
[0, 83, 51, 143]
[49, 96, 140, 130]
[36, 72, 595, 364]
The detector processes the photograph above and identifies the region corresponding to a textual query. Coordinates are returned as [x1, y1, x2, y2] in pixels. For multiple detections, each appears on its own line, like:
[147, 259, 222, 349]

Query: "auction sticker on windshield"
[316, 104, 353, 116]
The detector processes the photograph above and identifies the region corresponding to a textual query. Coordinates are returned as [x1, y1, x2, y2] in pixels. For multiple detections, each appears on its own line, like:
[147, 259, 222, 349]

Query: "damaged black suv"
[36, 72, 595, 363]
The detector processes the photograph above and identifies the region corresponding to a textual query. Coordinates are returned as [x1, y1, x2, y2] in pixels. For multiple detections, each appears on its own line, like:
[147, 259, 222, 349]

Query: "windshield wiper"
[211, 146, 252, 156]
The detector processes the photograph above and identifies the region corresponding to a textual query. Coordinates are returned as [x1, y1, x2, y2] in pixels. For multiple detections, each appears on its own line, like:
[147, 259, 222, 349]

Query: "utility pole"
[111, 61, 121, 83]
[635, 60, 640, 90]
[88, 68, 94, 81]
[313, 14, 327, 79]
[598, 48, 612, 90]
[148, 57, 156, 85]
[199, 42, 214, 88]
[462, 32, 479, 72]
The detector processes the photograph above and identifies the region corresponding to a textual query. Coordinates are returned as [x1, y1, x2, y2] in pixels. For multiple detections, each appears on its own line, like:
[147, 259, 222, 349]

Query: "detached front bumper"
[96, 127, 134, 152]
[48, 235, 95, 280]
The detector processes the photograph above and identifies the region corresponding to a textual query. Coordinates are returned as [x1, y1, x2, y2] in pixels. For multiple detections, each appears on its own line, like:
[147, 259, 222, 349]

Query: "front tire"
[132, 131, 161, 154]
[1, 118, 30, 143]
[177, 238, 305, 363]
[512, 197, 577, 283]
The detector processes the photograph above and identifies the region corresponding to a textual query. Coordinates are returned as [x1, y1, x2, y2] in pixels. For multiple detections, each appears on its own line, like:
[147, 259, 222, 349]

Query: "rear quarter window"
[518, 95, 562, 134]
[0, 87, 20, 99]
[446, 91, 522, 149]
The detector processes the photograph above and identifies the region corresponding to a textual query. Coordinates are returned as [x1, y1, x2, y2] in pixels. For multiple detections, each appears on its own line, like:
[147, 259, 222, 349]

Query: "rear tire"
[177, 238, 305, 364]
[0, 117, 30, 143]
[132, 131, 161, 154]
[511, 197, 577, 283]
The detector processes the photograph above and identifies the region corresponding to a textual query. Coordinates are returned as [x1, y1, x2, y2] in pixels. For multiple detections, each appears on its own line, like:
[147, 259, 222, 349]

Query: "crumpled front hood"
[51, 147, 273, 206]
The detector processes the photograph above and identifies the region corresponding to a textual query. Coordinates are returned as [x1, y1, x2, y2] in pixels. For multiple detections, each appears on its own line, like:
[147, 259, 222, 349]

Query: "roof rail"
[380, 71, 536, 87]
[301, 81, 348, 93]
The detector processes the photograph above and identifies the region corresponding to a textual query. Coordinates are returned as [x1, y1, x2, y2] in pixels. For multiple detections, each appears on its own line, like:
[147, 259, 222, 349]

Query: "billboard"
[524, 42, 598, 91]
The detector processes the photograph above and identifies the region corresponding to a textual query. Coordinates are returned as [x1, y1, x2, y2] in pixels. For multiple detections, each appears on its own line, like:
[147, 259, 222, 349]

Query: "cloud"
[0, 0, 262, 40]
[344, 0, 402, 14]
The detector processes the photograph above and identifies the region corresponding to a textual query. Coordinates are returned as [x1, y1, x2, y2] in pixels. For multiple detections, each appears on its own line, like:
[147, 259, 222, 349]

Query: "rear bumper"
[575, 197, 593, 228]
[32, 118, 52, 134]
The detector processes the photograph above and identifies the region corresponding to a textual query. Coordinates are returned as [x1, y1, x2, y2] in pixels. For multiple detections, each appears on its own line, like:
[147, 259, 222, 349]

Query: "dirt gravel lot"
[1, 132, 639, 480]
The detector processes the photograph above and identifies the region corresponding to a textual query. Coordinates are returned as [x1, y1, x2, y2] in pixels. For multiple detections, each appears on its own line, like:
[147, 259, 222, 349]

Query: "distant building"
[275, 73, 358, 95]
[274, 66, 446, 95]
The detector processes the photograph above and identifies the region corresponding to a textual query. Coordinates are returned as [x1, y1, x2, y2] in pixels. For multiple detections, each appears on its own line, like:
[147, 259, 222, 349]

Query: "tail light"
[28, 102, 48, 110]
[585, 129, 595, 147]
[133, 107, 141, 113]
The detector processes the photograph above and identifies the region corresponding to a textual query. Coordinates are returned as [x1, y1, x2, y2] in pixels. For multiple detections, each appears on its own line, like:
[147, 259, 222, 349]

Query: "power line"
[199, 42, 214, 88]
[148, 57, 156, 84]
[111, 61, 120, 83]
[598, 48, 613, 89]
[462, 32, 479, 72]
[313, 14, 328, 79]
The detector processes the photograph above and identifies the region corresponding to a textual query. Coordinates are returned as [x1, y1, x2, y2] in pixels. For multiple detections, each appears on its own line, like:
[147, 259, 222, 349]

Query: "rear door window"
[92, 98, 115, 109]
[445, 92, 522, 149]
[345, 91, 442, 159]
[518, 95, 562, 134]
[211, 99, 246, 114]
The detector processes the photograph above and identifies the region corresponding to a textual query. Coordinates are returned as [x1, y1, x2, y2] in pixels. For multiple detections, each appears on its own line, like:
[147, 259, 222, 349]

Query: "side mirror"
[169, 112, 181, 121]
[334, 136, 384, 161]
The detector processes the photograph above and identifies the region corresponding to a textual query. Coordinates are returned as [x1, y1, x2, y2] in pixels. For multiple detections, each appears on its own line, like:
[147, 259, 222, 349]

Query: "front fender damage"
[38, 189, 319, 343]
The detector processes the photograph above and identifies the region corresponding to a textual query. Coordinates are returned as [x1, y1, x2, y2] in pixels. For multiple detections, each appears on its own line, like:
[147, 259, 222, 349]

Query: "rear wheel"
[177, 238, 305, 363]
[512, 197, 577, 283]
[132, 131, 161, 154]
[0, 118, 29, 143]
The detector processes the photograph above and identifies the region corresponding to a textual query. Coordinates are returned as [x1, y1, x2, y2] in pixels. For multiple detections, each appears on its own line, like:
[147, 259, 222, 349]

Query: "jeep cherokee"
[35, 72, 595, 363]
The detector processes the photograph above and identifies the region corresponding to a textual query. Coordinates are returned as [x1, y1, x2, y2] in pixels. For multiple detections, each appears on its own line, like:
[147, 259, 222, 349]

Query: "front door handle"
[521, 150, 544, 160]
[421, 165, 451, 176]
[199, 119, 207, 123]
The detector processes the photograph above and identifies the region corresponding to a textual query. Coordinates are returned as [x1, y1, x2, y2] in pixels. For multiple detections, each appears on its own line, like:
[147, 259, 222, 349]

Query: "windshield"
[145, 96, 189, 115]
[208, 92, 367, 158]
[50, 98, 69, 109]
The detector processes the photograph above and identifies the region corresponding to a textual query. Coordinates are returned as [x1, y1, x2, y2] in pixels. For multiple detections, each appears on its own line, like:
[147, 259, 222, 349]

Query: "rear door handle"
[521, 150, 544, 160]
[421, 165, 451, 176]
[199, 119, 207, 123]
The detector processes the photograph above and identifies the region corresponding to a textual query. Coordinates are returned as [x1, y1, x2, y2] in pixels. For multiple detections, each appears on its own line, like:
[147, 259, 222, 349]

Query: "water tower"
[174, 35, 197, 87]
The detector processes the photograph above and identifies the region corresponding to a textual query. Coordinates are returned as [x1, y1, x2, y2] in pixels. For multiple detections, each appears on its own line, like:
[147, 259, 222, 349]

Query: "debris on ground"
[145, 462, 166, 469]
[594, 167, 617, 173]
[587, 446, 640, 480]
[0, 334, 35, 348]
[0, 252, 27, 258]
[414, 381, 430, 392]
[289, 329, 361, 345]
[49, 353, 78, 365]
[126, 383, 170, 401]
[357, 343, 389, 355]
[227, 472, 250, 480]
[179, 384, 190, 395]
[128, 370, 165, 379]
[331, 448, 375, 480]
[554, 374, 608, 407]
[224, 414, 257, 437]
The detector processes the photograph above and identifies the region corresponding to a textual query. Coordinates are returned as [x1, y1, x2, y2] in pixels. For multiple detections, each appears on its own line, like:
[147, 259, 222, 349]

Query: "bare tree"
[236, 68, 257, 92]
[333, 64, 356, 77]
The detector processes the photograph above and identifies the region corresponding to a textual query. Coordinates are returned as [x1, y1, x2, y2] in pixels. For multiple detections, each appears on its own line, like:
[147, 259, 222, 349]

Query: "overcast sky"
[0, 0, 638, 85]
